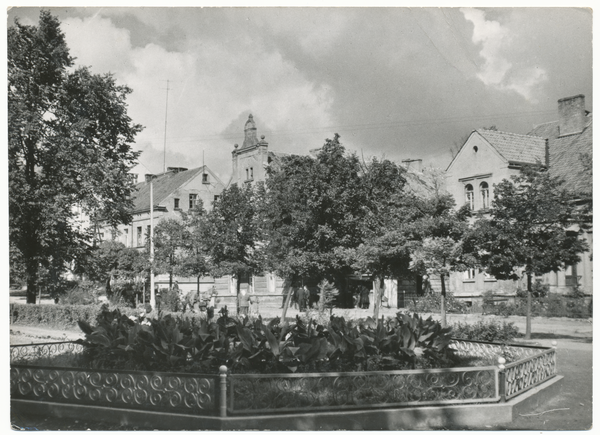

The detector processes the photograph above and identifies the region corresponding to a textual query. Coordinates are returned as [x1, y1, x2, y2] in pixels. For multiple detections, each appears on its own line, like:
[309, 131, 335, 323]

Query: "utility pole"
[150, 176, 155, 308]
[162, 79, 170, 173]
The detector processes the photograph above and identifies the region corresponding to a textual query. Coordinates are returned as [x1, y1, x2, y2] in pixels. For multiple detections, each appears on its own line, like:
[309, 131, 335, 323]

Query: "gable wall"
[446, 133, 519, 213]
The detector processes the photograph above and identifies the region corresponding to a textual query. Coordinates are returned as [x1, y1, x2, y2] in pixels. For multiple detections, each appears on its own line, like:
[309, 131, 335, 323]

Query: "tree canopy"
[8, 11, 143, 302]
[471, 165, 588, 338]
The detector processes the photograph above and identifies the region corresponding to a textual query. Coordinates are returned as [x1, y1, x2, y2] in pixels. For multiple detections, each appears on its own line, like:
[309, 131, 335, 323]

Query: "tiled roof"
[528, 114, 592, 194]
[477, 129, 547, 165]
[132, 167, 206, 212]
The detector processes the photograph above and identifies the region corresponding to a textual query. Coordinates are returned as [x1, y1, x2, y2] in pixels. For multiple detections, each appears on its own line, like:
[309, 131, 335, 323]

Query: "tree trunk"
[25, 261, 38, 304]
[281, 285, 294, 320]
[236, 273, 241, 315]
[440, 274, 447, 328]
[526, 273, 532, 340]
[373, 277, 384, 327]
[319, 282, 325, 313]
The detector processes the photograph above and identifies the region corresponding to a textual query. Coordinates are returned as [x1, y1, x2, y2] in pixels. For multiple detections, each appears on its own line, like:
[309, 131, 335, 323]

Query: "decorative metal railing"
[10, 339, 557, 416]
[449, 339, 543, 361]
[503, 348, 557, 400]
[10, 341, 85, 365]
[228, 366, 498, 414]
[10, 365, 219, 416]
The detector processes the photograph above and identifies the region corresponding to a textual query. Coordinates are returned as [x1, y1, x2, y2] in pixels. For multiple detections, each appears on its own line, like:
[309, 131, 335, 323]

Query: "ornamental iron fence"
[228, 366, 498, 414]
[10, 365, 219, 416]
[10, 339, 557, 417]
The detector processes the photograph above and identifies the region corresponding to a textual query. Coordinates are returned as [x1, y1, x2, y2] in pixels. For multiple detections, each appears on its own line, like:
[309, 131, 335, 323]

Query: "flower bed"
[11, 338, 557, 417]
[11, 308, 558, 419]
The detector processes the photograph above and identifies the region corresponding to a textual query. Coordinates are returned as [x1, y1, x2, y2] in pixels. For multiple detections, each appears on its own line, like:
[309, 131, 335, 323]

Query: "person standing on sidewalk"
[238, 288, 251, 316]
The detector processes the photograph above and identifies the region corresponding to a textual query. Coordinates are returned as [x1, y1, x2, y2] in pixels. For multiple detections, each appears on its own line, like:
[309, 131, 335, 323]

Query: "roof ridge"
[477, 128, 545, 141]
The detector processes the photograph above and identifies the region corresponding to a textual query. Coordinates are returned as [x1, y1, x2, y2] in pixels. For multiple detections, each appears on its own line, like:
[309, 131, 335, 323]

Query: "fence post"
[497, 357, 506, 402]
[219, 365, 228, 417]
[552, 340, 558, 374]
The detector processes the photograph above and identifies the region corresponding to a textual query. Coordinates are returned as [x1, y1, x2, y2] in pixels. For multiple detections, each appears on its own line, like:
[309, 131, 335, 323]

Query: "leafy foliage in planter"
[76, 307, 457, 374]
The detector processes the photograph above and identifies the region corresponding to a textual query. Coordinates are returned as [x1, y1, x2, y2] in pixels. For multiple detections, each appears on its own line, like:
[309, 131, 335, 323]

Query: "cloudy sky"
[7, 6, 592, 184]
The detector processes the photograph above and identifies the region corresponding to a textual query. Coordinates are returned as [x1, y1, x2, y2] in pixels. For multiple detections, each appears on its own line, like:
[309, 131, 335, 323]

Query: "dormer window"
[465, 184, 474, 210]
[480, 181, 489, 209]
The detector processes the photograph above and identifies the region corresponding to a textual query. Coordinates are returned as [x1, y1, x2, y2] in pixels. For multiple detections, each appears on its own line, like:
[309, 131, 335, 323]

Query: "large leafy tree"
[178, 203, 211, 294]
[409, 194, 473, 327]
[152, 218, 187, 290]
[345, 158, 411, 320]
[261, 135, 365, 302]
[471, 165, 588, 339]
[82, 240, 147, 298]
[202, 183, 264, 303]
[8, 11, 142, 303]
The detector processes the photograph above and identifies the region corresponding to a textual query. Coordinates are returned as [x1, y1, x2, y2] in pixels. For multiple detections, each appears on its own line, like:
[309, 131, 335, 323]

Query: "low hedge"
[404, 292, 471, 314]
[483, 294, 592, 319]
[9, 303, 221, 330]
[451, 319, 519, 342]
[10, 304, 138, 329]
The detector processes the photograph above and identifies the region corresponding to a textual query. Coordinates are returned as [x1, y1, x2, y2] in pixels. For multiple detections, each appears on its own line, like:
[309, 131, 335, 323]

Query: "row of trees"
[143, 134, 587, 339]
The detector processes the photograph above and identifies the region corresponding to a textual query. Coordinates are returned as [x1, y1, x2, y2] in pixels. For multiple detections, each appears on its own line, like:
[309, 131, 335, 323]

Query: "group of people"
[281, 285, 319, 312]
[352, 285, 390, 309]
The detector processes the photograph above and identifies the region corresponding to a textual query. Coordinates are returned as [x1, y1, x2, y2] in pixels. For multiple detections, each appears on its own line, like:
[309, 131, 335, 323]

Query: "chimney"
[145, 174, 154, 183]
[402, 158, 422, 172]
[558, 94, 586, 137]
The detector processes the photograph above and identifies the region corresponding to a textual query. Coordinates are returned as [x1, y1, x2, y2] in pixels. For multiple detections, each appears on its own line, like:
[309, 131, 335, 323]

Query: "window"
[465, 184, 474, 210]
[250, 167, 254, 179]
[174, 198, 180, 209]
[137, 226, 142, 246]
[124, 228, 128, 246]
[245, 168, 249, 180]
[565, 264, 579, 287]
[202, 173, 209, 183]
[464, 269, 475, 281]
[189, 194, 198, 209]
[480, 181, 489, 209]
[146, 225, 151, 242]
[214, 195, 219, 202]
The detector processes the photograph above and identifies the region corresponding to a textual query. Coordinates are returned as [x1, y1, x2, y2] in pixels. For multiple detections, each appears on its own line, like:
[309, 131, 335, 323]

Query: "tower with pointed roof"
[230, 114, 270, 186]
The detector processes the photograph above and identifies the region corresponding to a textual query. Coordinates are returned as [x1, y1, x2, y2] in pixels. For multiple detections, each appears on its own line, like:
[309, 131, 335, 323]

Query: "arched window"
[465, 184, 474, 210]
[480, 181, 489, 209]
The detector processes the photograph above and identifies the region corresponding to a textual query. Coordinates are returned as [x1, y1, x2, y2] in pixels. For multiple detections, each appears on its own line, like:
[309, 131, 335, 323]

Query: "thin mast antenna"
[162, 79, 170, 173]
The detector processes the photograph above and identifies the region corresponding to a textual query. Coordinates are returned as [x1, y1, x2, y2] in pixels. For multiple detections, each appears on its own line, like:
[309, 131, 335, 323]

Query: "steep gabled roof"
[132, 167, 209, 212]
[476, 129, 547, 165]
[528, 113, 592, 194]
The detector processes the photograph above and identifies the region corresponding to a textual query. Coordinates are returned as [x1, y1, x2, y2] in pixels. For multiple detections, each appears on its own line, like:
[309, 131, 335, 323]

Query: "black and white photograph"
[7, 4, 593, 431]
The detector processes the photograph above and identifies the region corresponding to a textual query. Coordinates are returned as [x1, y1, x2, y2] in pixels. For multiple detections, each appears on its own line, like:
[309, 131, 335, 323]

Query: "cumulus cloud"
[461, 7, 547, 101]
[59, 11, 334, 182]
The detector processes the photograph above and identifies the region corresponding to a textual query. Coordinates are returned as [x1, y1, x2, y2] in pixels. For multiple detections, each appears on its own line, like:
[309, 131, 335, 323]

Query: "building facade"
[445, 95, 592, 299]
